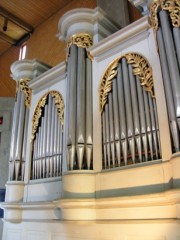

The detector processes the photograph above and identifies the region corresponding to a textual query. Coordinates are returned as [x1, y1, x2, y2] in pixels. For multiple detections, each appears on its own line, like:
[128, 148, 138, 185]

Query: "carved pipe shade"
[31, 91, 64, 142]
[99, 53, 155, 113]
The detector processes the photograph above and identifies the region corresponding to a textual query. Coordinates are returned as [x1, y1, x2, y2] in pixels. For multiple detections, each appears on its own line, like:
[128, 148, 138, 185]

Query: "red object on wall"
[0, 117, 3, 125]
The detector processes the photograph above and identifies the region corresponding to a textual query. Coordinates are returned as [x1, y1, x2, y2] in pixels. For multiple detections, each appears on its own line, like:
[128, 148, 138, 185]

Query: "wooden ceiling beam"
[0, 7, 33, 33]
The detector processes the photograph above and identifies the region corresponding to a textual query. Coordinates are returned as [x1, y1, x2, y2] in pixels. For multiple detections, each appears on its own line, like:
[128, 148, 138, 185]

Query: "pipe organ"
[99, 54, 161, 169]
[150, 0, 180, 153]
[66, 34, 93, 171]
[31, 91, 64, 179]
[2, 5, 180, 240]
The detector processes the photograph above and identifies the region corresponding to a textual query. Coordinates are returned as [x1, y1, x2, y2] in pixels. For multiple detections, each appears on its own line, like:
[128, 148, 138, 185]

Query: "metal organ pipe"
[117, 63, 127, 165]
[159, 11, 180, 120]
[108, 92, 115, 167]
[76, 48, 86, 169]
[86, 57, 93, 170]
[112, 77, 121, 166]
[128, 64, 142, 162]
[122, 58, 135, 163]
[67, 45, 78, 170]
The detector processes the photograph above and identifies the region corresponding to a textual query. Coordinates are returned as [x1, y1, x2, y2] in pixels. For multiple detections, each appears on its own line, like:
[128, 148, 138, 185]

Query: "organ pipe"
[76, 47, 86, 169]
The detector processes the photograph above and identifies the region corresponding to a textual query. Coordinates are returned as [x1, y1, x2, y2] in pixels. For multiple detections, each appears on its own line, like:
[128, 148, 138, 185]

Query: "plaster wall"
[0, 97, 14, 240]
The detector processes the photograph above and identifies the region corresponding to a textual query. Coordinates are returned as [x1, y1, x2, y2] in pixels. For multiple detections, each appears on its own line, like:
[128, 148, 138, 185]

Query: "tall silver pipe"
[108, 92, 115, 167]
[143, 90, 153, 160]
[117, 63, 127, 165]
[76, 47, 86, 170]
[136, 76, 148, 161]
[10, 88, 21, 162]
[33, 136, 37, 179]
[56, 119, 62, 176]
[67, 45, 78, 170]
[46, 95, 52, 177]
[173, 28, 180, 69]
[60, 125, 63, 175]
[159, 11, 180, 119]
[15, 92, 25, 160]
[42, 103, 48, 178]
[128, 64, 142, 162]
[153, 98, 161, 156]
[49, 98, 55, 177]
[148, 93, 158, 159]
[102, 111, 107, 169]
[9, 89, 20, 179]
[14, 92, 25, 180]
[112, 77, 121, 166]
[122, 58, 135, 163]
[157, 27, 179, 151]
[21, 108, 29, 180]
[9, 95, 18, 181]
[36, 127, 41, 179]
[86, 57, 93, 170]
[53, 108, 58, 177]
[105, 103, 111, 167]
[66, 55, 71, 170]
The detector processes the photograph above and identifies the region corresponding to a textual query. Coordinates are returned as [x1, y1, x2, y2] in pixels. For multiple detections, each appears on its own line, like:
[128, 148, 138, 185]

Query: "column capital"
[11, 59, 51, 82]
[57, 7, 119, 45]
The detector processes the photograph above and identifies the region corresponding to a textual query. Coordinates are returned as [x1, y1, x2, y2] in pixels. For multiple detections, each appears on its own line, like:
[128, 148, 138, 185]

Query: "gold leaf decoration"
[19, 78, 32, 108]
[125, 53, 154, 98]
[99, 59, 119, 112]
[31, 91, 64, 142]
[150, 0, 180, 31]
[99, 53, 155, 113]
[66, 33, 93, 61]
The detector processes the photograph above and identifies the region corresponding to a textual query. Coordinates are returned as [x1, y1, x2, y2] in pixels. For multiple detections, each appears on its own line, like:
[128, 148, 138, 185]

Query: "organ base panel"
[1, 3, 180, 240]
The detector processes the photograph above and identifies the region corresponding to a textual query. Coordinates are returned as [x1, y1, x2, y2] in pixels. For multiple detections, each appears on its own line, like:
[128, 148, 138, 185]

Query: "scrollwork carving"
[150, 0, 180, 31]
[66, 33, 93, 61]
[19, 78, 32, 108]
[31, 91, 64, 142]
[99, 53, 155, 112]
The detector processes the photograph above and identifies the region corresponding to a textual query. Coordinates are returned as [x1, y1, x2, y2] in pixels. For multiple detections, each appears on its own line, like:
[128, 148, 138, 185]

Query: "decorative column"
[5, 59, 50, 203]
[58, 8, 119, 171]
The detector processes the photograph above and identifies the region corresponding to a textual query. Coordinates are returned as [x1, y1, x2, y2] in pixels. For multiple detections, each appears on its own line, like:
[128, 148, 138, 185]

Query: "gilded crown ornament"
[66, 33, 93, 61]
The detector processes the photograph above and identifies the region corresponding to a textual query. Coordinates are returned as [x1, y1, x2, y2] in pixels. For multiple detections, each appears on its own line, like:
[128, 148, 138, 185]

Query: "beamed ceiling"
[0, 0, 72, 56]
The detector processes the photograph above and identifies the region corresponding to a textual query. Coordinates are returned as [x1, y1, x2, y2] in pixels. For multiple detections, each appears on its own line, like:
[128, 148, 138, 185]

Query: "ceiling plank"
[0, 7, 33, 32]
[0, 32, 16, 44]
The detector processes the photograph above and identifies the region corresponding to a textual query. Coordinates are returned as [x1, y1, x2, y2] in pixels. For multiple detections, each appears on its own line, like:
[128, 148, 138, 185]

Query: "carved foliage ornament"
[31, 91, 64, 142]
[66, 33, 93, 61]
[19, 78, 32, 108]
[150, 0, 180, 31]
[99, 53, 155, 113]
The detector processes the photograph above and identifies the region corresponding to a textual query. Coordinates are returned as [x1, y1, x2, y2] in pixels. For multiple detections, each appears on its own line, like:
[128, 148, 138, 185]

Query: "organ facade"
[1, 1, 180, 239]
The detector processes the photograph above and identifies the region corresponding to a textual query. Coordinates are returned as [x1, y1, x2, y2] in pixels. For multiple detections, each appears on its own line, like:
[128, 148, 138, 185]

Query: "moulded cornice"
[28, 61, 66, 93]
[89, 16, 151, 59]
[11, 59, 51, 82]
[57, 7, 119, 43]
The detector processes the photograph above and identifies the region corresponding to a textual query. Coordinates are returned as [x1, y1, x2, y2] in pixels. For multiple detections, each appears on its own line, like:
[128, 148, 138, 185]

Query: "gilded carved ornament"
[31, 91, 64, 142]
[19, 78, 32, 108]
[150, 0, 180, 31]
[99, 53, 155, 113]
[66, 33, 93, 61]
